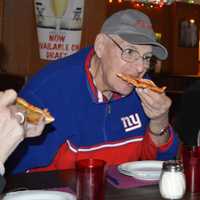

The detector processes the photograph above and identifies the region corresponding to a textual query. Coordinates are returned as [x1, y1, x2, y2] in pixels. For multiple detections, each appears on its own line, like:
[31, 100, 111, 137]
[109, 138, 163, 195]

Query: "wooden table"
[2, 170, 200, 200]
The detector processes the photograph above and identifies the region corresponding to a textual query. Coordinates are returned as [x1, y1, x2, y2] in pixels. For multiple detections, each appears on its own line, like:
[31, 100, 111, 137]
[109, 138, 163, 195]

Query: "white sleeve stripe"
[66, 137, 143, 153]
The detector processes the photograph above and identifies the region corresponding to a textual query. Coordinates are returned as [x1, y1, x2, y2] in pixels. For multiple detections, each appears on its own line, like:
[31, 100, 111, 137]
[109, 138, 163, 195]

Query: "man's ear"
[94, 33, 107, 58]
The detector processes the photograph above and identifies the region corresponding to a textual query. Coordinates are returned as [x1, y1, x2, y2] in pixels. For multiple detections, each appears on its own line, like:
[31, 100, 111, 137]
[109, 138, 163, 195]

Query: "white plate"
[118, 160, 163, 181]
[2, 190, 76, 200]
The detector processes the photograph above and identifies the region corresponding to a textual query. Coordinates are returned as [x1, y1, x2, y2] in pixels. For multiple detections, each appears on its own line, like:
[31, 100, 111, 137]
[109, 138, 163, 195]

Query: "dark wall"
[0, 1, 199, 76]
[0, 0, 107, 76]
[170, 2, 199, 75]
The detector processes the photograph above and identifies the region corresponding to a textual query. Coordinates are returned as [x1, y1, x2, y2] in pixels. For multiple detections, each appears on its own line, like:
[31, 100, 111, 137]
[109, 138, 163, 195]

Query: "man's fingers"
[24, 120, 45, 138]
[0, 89, 17, 107]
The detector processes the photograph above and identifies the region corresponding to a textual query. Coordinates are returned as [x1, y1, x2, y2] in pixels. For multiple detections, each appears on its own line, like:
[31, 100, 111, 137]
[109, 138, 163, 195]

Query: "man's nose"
[134, 59, 146, 74]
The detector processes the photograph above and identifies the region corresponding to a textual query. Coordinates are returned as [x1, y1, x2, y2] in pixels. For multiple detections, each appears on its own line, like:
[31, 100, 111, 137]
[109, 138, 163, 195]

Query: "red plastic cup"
[182, 146, 200, 193]
[75, 159, 106, 200]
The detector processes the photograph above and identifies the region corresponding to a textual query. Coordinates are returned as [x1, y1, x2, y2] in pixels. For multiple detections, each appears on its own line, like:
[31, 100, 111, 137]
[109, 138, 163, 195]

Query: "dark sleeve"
[174, 80, 200, 146]
[0, 174, 6, 193]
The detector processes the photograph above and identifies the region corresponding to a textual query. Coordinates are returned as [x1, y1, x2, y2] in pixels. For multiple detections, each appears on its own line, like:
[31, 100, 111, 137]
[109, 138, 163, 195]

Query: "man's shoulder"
[24, 47, 91, 92]
[35, 47, 91, 77]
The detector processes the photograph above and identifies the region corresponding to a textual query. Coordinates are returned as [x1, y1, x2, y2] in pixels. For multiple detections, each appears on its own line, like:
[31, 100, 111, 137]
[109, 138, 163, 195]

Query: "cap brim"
[118, 33, 168, 60]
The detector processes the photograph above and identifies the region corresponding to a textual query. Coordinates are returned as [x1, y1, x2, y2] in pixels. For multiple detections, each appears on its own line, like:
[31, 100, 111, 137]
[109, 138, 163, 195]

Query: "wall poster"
[34, 0, 84, 60]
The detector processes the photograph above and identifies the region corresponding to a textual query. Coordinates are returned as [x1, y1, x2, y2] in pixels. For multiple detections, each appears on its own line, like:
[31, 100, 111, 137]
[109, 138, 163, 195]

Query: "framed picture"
[179, 19, 198, 48]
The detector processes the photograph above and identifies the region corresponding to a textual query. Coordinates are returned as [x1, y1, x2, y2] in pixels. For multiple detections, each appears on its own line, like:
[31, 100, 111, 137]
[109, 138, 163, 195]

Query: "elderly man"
[8, 9, 179, 174]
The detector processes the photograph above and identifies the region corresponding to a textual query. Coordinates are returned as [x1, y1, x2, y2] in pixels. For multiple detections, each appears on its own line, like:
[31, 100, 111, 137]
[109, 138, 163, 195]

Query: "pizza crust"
[16, 97, 55, 124]
[117, 73, 166, 93]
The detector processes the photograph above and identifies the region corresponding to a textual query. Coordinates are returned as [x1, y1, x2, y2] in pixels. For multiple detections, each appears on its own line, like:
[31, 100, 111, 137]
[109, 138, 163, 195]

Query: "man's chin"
[118, 87, 134, 97]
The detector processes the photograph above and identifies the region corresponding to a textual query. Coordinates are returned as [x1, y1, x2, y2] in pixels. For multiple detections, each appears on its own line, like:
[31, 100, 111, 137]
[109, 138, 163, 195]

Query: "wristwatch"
[150, 125, 169, 136]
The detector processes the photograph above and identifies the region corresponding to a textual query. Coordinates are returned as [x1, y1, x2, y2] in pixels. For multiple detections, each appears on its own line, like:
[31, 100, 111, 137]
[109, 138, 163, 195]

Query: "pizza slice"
[117, 73, 166, 94]
[16, 97, 55, 124]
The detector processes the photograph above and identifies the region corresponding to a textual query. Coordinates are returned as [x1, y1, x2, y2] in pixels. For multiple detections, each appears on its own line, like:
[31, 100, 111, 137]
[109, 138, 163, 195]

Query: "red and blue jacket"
[7, 47, 179, 174]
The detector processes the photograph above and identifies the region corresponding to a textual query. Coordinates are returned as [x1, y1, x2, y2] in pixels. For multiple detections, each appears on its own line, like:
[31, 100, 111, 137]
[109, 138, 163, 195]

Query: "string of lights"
[108, 0, 198, 8]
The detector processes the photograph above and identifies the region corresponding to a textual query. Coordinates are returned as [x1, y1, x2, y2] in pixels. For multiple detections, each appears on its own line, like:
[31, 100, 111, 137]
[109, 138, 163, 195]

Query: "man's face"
[99, 35, 153, 96]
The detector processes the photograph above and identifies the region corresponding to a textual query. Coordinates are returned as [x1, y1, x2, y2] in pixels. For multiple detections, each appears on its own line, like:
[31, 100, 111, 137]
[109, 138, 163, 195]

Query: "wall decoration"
[179, 19, 198, 48]
[108, 0, 175, 8]
[34, 0, 84, 60]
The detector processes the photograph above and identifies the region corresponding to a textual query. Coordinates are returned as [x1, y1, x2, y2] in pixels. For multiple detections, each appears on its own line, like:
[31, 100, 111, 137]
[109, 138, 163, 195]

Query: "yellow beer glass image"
[52, 0, 69, 31]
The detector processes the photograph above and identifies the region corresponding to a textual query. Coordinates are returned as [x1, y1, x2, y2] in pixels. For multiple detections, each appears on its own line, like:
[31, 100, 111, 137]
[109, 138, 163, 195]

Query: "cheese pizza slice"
[117, 73, 166, 93]
[16, 97, 55, 124]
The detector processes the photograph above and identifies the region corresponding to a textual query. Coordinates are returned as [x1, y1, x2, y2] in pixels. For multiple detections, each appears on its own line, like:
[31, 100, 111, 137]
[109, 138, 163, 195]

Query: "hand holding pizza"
[136, 87, 171, 137]
[10, 102, 47, 138]
[0, 89, 24, 165]
[13, 97, 54, 138]
[117, 73, 170, 138]
[0, 89, 54, 166]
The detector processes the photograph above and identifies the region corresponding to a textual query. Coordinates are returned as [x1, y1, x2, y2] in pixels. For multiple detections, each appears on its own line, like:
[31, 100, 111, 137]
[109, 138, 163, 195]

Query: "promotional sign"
[34, 0, 84, 60]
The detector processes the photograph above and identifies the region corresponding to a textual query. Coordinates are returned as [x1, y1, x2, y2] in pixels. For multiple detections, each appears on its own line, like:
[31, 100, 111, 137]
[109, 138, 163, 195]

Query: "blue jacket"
[7, 47, 179, 174]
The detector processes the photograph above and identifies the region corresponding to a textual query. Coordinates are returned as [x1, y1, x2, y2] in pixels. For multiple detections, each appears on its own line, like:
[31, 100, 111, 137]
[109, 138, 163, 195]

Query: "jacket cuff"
[147, 124, 174, 150]
[158, 125, 174, 152]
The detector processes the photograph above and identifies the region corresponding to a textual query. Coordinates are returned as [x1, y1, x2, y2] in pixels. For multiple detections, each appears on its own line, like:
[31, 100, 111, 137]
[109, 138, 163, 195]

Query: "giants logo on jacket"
[121, 113, 141, 132]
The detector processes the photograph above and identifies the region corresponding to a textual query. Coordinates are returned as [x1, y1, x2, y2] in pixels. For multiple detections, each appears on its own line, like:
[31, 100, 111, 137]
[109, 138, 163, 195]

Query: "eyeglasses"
[106, 35, 153, 67]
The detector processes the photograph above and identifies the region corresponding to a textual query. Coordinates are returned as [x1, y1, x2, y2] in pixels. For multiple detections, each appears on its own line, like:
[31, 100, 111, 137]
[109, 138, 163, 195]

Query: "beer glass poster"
[34, 0, 84, 60]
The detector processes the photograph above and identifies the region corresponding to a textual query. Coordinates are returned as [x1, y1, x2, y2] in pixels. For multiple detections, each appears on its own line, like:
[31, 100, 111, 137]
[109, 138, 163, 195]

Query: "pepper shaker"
[159, 160, 186, 199]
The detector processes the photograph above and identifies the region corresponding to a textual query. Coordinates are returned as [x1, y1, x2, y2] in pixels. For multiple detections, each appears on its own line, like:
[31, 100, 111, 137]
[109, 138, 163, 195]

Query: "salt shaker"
[159, 160, 186, 199]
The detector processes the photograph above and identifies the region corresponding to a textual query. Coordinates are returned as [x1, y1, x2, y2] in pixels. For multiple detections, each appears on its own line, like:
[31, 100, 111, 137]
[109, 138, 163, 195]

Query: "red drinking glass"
[182, 146, 200, 193]
[75, 159, 106, 200]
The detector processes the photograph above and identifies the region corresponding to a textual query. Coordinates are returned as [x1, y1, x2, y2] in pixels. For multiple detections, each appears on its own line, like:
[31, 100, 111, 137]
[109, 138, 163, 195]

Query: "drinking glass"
[182, 146, 200, 193]
[75, 159, 106, 200]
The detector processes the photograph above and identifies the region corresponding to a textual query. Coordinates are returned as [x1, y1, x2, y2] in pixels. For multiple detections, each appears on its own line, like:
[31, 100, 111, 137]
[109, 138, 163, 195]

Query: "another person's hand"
[0, 90, 24, 165]
[9, 104, 46, 138]
[136, 88, 171, 136]
[23, 119, 46, 138]
[0, 89, 46, 165]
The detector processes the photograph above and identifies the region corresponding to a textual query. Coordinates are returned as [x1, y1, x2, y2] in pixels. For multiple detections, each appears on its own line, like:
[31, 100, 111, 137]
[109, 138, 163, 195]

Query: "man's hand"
[136, 88, 171, 144]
